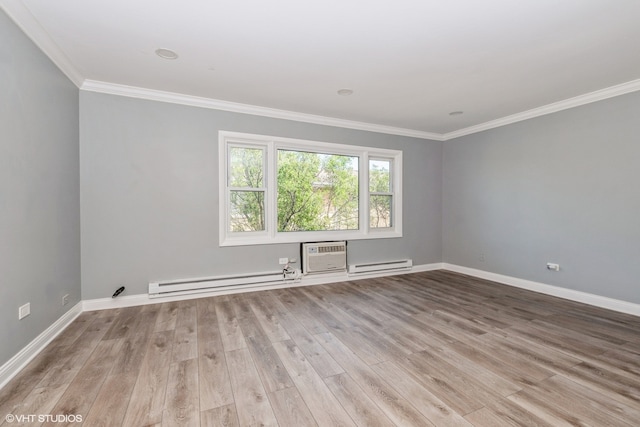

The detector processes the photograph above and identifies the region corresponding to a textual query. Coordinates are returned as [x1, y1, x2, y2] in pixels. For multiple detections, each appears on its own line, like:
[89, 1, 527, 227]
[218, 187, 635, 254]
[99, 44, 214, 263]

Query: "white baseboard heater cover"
[149, 271, 290, 298]
[348, 259, 413, 274]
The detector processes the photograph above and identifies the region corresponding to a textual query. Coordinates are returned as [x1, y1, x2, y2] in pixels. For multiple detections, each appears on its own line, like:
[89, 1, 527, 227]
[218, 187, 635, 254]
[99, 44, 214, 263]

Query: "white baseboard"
[82, 262, 444, 311]
[7, 261, 635, 391]
[442, 263, 640, 317]
[0, 302, 83, 390]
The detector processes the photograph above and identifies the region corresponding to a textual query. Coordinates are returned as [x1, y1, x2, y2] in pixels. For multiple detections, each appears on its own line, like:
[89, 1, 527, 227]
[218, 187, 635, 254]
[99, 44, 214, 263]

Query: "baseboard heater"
[148, 271, 292, 298]
[348, 259, 413, 275]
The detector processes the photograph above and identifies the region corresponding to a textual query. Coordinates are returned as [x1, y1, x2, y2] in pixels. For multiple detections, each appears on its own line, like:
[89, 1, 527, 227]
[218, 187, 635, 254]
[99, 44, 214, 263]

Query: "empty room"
[1, 0, 639, 426]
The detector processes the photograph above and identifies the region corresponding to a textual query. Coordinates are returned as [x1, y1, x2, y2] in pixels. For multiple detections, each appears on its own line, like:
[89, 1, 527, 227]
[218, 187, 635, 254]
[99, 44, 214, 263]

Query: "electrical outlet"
[62, 294, 70, 306]
[479, 252, 485, 262]
[279, 257, 289, 265]
[546, 262, 560, 271]
[19, 303, 31, 320]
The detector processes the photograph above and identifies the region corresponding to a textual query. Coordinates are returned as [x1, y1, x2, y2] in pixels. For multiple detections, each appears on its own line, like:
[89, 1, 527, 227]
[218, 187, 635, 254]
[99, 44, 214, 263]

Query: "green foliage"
[229, 147, 265, 231]
[369, 160, 392, 228]
[277, 150, 358, 232]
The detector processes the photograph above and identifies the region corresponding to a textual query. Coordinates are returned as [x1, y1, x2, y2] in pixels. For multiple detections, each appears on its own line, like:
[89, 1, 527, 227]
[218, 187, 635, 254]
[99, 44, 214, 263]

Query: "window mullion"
[267, 140, 277, 239]
[361, 152, 369, 235]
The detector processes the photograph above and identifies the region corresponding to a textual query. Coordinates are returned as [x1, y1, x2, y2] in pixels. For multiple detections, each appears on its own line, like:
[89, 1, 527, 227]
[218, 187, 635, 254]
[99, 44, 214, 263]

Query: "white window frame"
[219, 131, 402, 246]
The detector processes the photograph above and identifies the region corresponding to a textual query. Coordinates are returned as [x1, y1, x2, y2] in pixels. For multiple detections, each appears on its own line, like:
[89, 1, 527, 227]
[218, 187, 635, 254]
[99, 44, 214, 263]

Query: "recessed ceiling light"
[337, 89, 354, 96]
[155, 48, 179, 60]
[449, 111, 464, 116]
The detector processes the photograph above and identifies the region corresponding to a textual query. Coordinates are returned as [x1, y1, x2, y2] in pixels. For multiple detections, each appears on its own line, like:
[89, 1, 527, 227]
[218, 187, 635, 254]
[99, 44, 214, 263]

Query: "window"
[219, 131, 402, 246]
[369, 159, 393, 228]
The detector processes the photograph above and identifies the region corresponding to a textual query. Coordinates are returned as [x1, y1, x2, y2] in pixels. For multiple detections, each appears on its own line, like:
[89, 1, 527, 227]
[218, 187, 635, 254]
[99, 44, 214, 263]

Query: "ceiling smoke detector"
[337, 89, 354, 96]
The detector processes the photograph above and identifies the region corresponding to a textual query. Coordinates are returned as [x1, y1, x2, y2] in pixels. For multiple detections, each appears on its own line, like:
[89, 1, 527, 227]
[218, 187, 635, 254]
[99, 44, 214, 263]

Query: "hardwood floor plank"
[407, 338, 522, 398]
[464, 407, 520, 427]
[394, 349, 485, 415]
[288, 289, 385, 365]
[102, 306, 143, 340]
[480, 329, 583, 374]
[200, 404, 240, 427]
[226, 348, 278, 427]
[53, 311, 102, 347]
[528, 374, 639, 427]
[315, 332, 433, 426]
[2, 384, 68, 427]
[464, 399, 556, 427]
[4, 270, 639, 427]
[371, 360, 472, 426]
[162, 358, 200, 427]
[196, 298, 234, 411]
[274, 288, 328, 335]
[506, 389, 594, 427]
[247, 294, 292, 342]
[266, 293, 344, 378]
[598, 347, 640, 376]
[216, 297, 247, 352]
[42, 338, 124, 426]
[323, 373, 396, 427]
[272, 340, 356, 426]
[155, 301, 180, 332]
[122, 330, 175, 427]
[172, 301, 198, 363]
[231, 296, 294, 393]
[560, 361, 640, 408]
[36, 315, 117, 388]
[268, 386, 318, 427]
[82, 373, 137, 427]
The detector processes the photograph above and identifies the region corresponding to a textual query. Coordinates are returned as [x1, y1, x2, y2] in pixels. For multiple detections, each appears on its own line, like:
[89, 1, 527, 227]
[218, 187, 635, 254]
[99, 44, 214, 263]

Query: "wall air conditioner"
[302, 241, 347, 275]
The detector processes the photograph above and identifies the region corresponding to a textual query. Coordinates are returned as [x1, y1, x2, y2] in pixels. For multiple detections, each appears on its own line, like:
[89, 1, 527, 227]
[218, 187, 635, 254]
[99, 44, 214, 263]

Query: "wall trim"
[0, 0, 84, 86]
[80, 80, 444, 141]
[441, 78, 640, 140]
[442, 263, 640, 317]
[3, 262, 637, 390]
[0, 302, 83, 390]
[2, 0, 640, 142]
[83, 263, 444, 311]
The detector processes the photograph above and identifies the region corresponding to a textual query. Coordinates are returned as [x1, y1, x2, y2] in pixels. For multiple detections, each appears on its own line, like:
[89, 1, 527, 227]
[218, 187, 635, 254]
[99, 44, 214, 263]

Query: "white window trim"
[219, 131, 402, 246]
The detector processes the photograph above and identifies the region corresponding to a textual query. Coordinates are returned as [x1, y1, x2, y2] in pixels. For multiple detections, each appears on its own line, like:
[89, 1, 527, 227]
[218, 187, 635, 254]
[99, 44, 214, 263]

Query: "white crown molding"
[80, 80, 445, 141]
[0, 0, 84, 87]
[81, 78, 640, 143]
[0, 302, 82, 390]
[4, 0, 640, 143]
[442, 263, 640, 317]
[442, 78, 640, 140]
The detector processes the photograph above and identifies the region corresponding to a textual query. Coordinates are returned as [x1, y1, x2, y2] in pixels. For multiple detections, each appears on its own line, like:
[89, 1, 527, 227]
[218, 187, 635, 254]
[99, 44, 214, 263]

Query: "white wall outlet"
[546, 262, 560, 271]
[62, 294, 70, 306]
[279, 257, 289, 265]
[19, 303, 31, 320]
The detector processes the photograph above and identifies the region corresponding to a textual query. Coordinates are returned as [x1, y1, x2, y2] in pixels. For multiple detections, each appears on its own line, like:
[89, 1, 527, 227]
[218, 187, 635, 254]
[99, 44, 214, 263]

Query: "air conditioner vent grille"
[319, 245, 345, 253]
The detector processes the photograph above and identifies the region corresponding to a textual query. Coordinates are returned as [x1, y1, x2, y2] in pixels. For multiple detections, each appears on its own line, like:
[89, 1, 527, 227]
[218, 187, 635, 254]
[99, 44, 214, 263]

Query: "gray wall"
[79, 92, 442, 299]
[0, 11, 81, 366]
[443, 91, 640, 303]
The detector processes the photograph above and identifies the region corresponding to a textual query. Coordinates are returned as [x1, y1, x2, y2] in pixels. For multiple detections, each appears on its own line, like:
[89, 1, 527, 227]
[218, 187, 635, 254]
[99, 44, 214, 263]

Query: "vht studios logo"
[5, 414, 83, 423]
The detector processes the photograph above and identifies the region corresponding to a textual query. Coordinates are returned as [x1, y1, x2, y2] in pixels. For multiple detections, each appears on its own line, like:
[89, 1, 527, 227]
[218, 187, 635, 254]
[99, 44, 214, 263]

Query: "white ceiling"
[3, 0, 640, 139]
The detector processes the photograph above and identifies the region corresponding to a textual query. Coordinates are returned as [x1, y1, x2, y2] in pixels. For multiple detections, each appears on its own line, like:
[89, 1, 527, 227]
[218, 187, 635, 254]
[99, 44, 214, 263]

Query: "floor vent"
[149, 271, 291, 298]
[348, 259, 412, 275]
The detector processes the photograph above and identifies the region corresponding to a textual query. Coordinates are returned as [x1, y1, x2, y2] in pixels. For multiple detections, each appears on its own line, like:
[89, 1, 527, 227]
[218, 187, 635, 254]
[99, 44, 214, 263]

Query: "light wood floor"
[1, 271, 639, 426]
